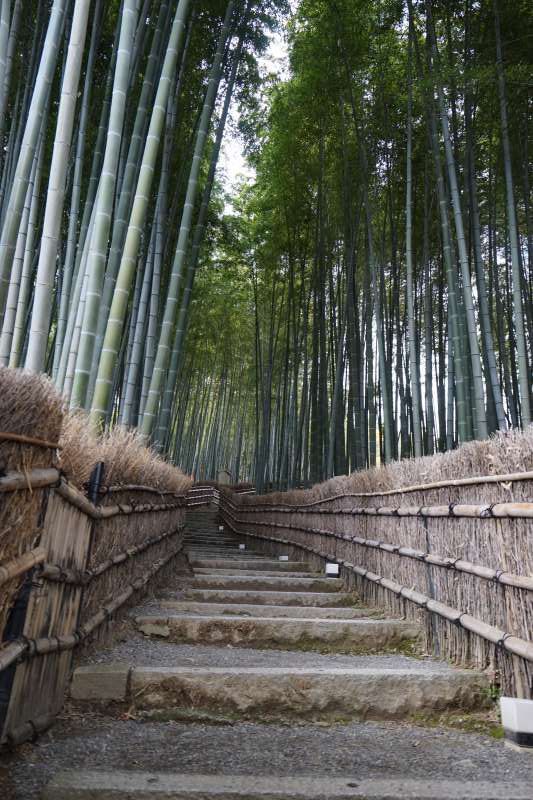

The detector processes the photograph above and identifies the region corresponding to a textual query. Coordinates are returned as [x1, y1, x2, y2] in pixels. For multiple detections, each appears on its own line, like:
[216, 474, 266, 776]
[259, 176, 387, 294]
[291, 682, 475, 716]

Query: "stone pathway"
[4, 507, 533, 799]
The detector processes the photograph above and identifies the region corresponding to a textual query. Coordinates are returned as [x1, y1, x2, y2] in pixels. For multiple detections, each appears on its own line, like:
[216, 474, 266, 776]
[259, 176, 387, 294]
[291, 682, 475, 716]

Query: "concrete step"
[160, 601, 375, 619]
[189, 575, 343, 593]
[43, 772, 533, 800]
[71, 663, 488, 720]
[135, 614, 419, 651]
[183, 589, 357, 607]
[190, 559, 312, 572]
[193, 569, 321, 578]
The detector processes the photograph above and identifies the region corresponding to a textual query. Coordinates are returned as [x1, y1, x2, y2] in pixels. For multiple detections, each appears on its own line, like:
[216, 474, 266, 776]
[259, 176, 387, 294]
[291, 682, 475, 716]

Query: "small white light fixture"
[279, 555, 289, 562]
[239, 543, 246, 550]
[500, 697, 533, 752]
[218, 525, 224, 531]
[325, 562, 339, 578]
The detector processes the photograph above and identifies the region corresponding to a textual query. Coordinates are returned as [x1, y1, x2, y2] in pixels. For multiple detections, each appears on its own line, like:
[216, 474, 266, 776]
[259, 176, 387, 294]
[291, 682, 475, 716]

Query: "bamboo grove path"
[4, 505, 533, 799]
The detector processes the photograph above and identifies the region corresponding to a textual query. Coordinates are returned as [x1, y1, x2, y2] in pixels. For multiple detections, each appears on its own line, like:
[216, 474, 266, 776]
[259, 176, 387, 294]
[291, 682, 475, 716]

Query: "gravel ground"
[81, 632, 450, 671]
[3, 715, 532, 800]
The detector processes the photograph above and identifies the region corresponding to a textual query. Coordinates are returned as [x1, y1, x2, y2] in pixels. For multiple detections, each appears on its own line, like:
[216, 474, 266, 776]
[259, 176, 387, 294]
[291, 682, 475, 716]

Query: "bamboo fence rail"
[0, 367, 192, 746]
[0, 548, 46, 587]
[220, 474, 533, 698]
[187, 484, 221, 506]
[0, 468, 187, 747]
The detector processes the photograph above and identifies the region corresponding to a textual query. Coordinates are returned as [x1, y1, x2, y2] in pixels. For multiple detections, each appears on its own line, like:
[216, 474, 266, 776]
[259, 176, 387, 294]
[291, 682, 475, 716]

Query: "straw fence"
[187, 482, 254, 508]
[220, 433, 533, 699]
[0, 368, 191, 746]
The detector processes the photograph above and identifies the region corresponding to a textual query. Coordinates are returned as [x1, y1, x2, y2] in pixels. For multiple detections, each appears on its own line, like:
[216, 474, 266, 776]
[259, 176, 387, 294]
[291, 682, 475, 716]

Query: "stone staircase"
[20, 508, 533, 798]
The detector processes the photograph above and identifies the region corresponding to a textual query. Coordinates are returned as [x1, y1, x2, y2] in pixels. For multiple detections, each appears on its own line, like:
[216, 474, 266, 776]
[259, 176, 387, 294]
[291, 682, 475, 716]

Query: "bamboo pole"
[231, 497, 533, 519]
[0, 431, 60, 448]
[0, 468, 60, 492]
[0, 547, 46, 586]
[55, 480, 185, 519]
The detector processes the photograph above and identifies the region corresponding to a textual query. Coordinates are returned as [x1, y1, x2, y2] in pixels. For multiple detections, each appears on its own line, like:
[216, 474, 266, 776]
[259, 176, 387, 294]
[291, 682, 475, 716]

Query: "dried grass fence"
[0, 368, 191, 746]
[220, 432, 533, 700]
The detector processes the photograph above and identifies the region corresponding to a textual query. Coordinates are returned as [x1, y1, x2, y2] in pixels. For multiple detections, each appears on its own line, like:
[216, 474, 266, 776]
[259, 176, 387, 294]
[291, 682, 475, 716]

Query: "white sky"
[219, 28, 290, 196]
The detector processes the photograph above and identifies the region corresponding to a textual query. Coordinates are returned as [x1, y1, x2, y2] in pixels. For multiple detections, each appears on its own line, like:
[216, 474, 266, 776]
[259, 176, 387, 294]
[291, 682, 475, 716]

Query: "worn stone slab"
[186, 551, 266, 559]
[134, 614, 419, 650]
[185, 538, 258, 544]
[160, 601, 371, 619]
[129, 666, 488, 719]
[43, 772, 533, 800]
[137, 622, 171, 638]
[183, 589, 357, 607]
[190, 574, 343, 593]
[70, 663, 130, 701]
[193, 569, 320, 578]
[190, 559, 312, 572]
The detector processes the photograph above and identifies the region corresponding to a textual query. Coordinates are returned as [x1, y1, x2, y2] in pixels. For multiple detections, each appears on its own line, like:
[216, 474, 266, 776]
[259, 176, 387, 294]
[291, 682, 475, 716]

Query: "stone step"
[134, 614, 419, 651]
[183, 589, 357, 606]
[186, 549, 266, 555]
[43, 772, 533, 800]
[189, 575, 343, 592]
[71, 664, 488, 720]
[190, 559, 312, 572]
[185, 547, 264, 554]
[185, 545, 241, 551]
[184, 536, 238, 543]
[186, 553, 267, 561]
[160, 601, 373, 619]
[193, 569, 321, 578]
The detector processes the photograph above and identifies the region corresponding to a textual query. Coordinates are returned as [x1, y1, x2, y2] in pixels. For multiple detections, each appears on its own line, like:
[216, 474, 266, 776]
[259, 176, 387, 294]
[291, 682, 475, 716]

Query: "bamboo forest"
[0, 0, 532, 491]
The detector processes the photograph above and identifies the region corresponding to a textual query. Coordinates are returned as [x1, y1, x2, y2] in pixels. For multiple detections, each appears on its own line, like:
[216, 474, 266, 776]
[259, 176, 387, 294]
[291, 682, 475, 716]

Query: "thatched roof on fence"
[60, 412, 191, 495]
[238, 427, 533, 505]
[0, 367, 63, 473]
[0, 368, 192, 494]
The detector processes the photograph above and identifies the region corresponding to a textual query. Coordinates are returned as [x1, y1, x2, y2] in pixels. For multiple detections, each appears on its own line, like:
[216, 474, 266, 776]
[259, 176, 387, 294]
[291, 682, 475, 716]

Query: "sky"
[218, 27, 290, 196]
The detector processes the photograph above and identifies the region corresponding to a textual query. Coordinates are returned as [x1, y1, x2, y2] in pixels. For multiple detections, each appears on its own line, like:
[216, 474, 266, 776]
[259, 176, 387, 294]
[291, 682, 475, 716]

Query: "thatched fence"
[0, 369, 191, 746]
[220, 432, 533, 700]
